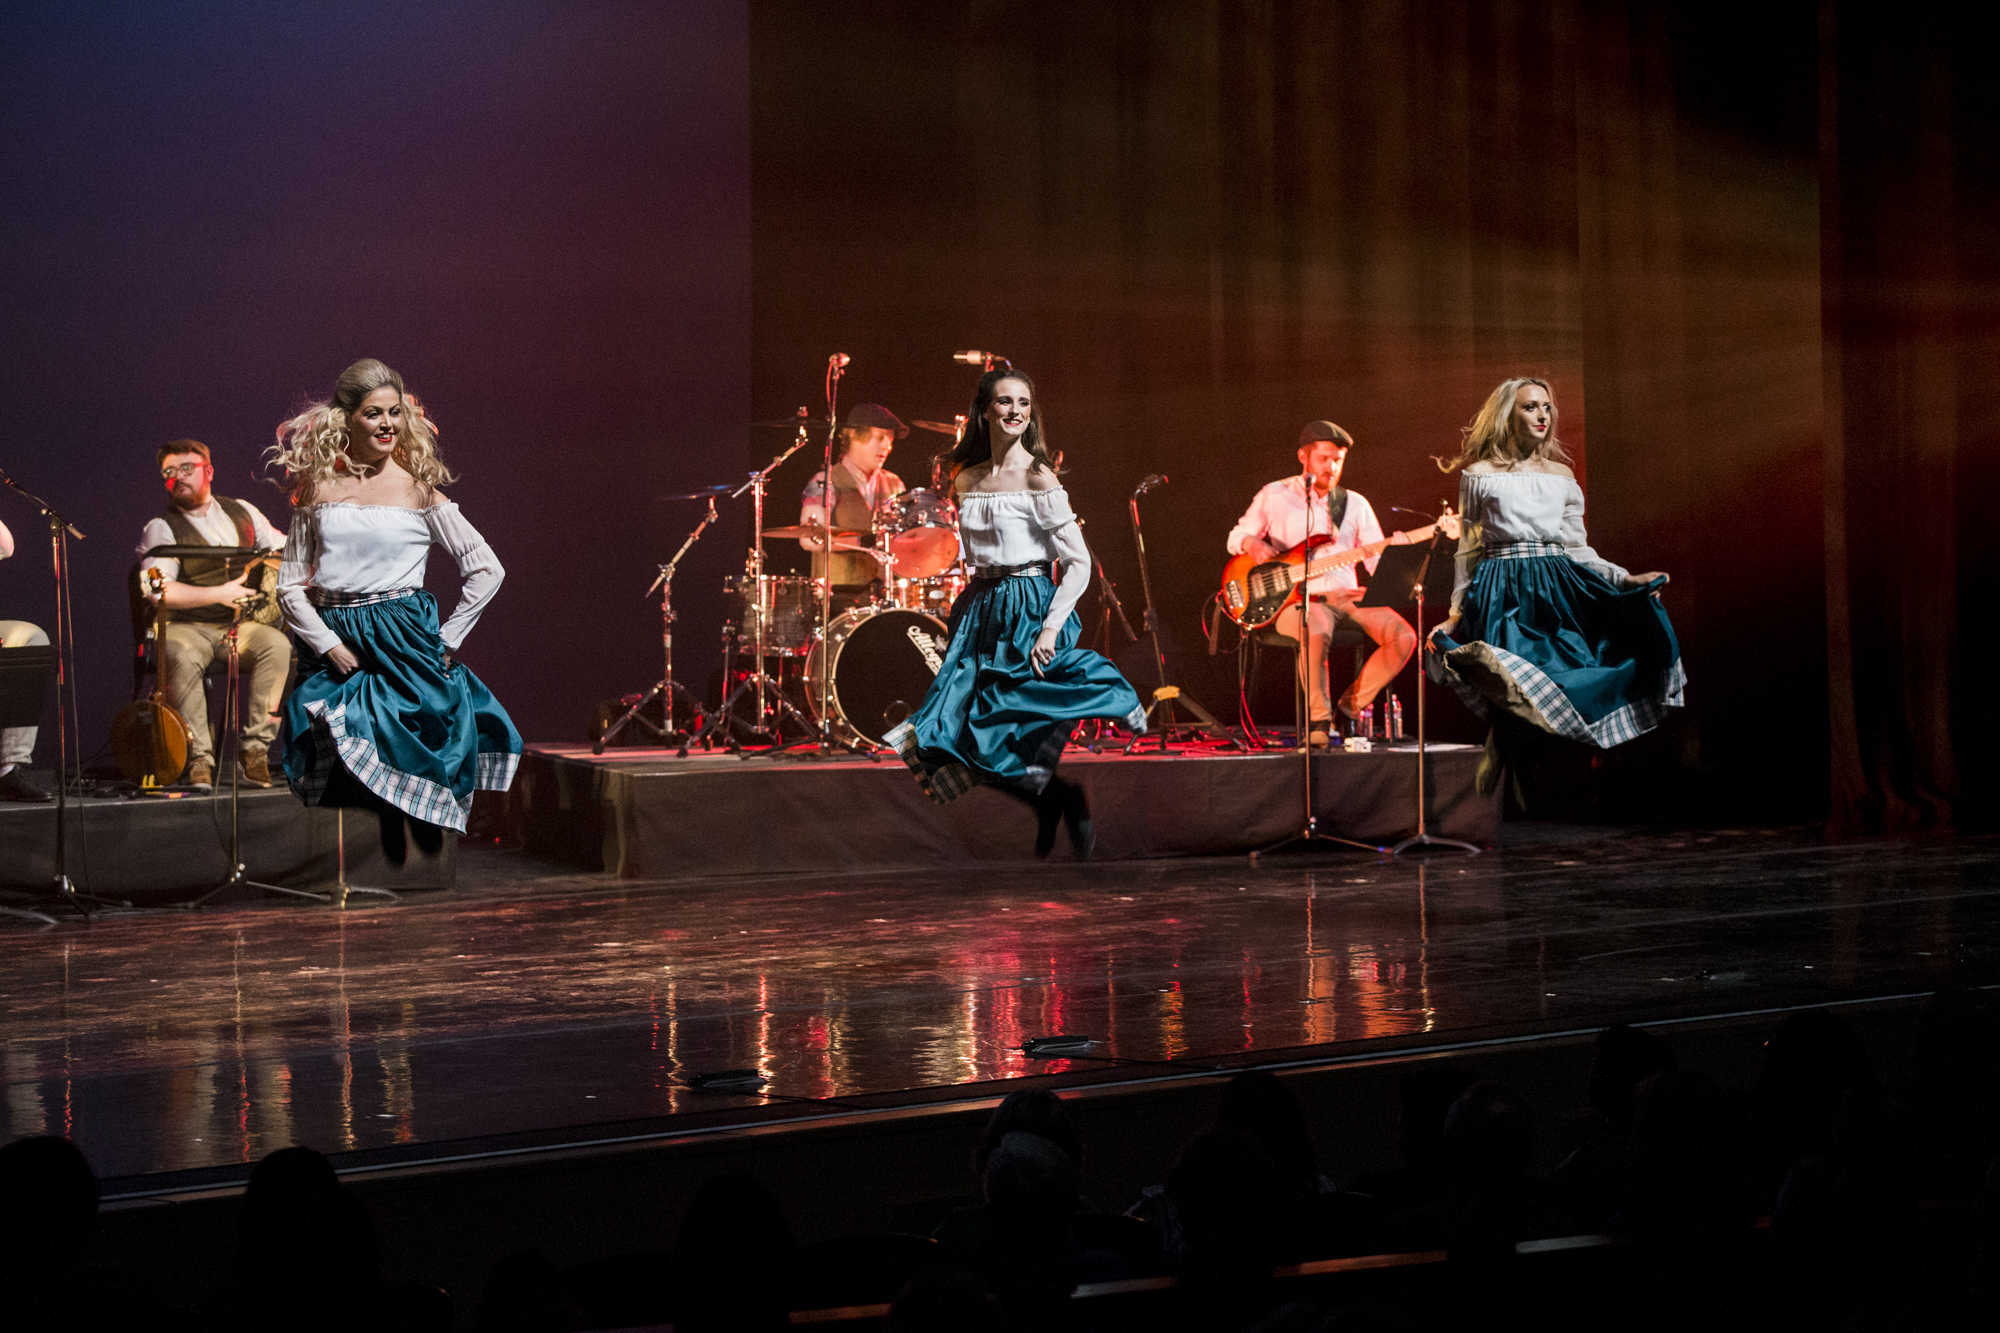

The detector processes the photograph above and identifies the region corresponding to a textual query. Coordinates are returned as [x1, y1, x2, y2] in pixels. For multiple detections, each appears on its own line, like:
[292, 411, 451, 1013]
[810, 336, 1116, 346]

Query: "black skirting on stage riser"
[515, 744, 1499, 879]
[0, 788, 454, 906]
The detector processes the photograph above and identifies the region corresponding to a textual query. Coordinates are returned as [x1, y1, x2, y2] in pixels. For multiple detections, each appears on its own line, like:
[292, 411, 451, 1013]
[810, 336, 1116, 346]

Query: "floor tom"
[723, 573, 821, 656]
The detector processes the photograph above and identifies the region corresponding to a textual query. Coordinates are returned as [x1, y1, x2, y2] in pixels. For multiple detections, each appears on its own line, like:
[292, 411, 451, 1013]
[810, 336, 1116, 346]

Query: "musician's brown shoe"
[240, 746, 274, 789]
[185, 759, 214, 792]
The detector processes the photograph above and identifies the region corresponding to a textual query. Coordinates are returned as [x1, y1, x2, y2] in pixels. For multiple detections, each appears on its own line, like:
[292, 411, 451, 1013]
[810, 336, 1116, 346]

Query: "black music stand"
[1358, 535, 1479, 857]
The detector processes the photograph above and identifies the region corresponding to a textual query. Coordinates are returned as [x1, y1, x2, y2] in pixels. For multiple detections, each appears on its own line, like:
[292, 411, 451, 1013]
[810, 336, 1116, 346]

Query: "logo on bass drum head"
[907, 626, 944, 673]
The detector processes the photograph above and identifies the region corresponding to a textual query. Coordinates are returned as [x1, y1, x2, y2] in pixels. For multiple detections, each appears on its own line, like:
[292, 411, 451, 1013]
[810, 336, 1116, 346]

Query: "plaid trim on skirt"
[1425, 551, 1684, 749]
[280, 591, 522, 832]
[886, 573, 1148, 805]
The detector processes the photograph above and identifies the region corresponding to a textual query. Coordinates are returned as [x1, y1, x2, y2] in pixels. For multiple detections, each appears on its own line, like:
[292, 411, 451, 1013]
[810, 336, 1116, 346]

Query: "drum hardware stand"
[1368, 519, 1480, 858]
[180, 609, 329, 909]
[597, 495, 719, 756]
[807, 353, 847, 757]
[0, 467, 128, 921]
[714, 409, 817, 748]
[1251, 589, 1383, 863]
[1123, 475, 1241, 754]
[1082, 552, 1140, 750]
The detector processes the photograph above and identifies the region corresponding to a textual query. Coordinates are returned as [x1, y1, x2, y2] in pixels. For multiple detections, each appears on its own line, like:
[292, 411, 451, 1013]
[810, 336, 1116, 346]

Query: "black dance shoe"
[1033, 782, 1064, 858]
[1061, 781, 1094, 860]
[378, 809, 408, 867]
[410, 818, 445, 858]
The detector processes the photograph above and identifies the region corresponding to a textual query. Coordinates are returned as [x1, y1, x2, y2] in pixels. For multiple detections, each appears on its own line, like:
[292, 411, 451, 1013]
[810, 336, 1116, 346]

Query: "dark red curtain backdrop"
[752, 0, 1995, 828]
[0, 1, 750, 751]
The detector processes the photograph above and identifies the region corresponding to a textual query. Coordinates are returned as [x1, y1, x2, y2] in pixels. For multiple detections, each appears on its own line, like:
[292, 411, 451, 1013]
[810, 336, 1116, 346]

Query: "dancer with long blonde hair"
[1426, 377, 1683, 794]
[269, 358, 520, 862]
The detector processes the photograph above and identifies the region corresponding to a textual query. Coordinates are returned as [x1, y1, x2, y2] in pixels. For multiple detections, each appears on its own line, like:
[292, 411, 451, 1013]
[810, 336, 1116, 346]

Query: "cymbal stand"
[0, 466, 125, 921]
[597, 496, 718, 754]
[1251, 590, 1383, 863]
[1123, 477, 1241, 754]
[683, 416, 816, 751]
[1082, 553, 1139, 749]
[1393, 529, 1480, 858]
[181, 609, 328, 909]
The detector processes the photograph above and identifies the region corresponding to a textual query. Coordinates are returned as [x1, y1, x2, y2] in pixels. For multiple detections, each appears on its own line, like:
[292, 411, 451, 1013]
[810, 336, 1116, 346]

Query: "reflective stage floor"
[2, 824, 1996, 1187]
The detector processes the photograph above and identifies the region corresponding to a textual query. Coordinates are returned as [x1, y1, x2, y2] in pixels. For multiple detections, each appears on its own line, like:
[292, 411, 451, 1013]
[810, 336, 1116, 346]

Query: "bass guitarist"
[136, 439, 292, 790]
[1225, 421, 1416, 744]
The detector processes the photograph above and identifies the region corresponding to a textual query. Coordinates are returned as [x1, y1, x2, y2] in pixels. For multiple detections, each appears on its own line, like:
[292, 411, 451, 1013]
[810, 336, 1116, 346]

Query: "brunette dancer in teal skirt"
[885, 369, 1147, 857]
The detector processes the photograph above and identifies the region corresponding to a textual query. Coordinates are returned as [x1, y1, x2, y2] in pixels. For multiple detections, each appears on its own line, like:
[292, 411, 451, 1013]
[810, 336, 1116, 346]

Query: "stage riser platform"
[0, 788, 454, 906]
[515, 745, 1498, 878]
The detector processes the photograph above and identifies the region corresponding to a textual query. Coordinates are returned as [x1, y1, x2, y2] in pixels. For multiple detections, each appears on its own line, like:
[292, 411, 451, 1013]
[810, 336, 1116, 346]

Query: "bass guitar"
[1218, 509, 1460, 629]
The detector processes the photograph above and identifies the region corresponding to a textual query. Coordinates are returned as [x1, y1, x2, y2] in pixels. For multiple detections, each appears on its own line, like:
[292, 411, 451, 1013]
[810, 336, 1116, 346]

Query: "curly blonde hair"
[1434, 376, 1572, 472]
[268, 358, 456, 501]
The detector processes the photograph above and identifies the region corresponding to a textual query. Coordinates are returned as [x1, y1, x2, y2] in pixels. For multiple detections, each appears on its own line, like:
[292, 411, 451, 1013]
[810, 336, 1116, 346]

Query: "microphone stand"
[1082, 549, 1139, 749]
[1123, 477, 1240, 754]
[0, 467, 126, 921]
[597, 496, 719, 755]
[1251, 462, 1381, 861]
[1388, 514, 1479, 858]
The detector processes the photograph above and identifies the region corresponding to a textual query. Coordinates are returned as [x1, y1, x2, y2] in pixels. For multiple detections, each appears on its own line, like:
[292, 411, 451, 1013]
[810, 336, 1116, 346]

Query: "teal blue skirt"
[886, 573, 1147, 803]
[1426, 554, 1684, 748]
[281, 592, 522, 831]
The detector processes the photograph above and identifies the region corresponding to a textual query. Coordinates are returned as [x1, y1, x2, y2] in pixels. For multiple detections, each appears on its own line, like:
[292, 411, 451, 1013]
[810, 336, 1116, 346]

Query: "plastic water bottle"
[1361, 702, 1376, 740]
[1390, 695, 1404, 741]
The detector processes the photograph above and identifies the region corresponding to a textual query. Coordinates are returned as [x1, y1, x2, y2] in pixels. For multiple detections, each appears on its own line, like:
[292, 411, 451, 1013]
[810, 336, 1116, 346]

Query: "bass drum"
[805, 607, 949, 746]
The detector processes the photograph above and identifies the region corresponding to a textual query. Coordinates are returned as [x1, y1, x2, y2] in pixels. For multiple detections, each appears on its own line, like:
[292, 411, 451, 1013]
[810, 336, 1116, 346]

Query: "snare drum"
[880, 488, 960, 579]
[889, 571, 969, 617]
[805, 606, 950, 746]
[723, 573, 820, 656]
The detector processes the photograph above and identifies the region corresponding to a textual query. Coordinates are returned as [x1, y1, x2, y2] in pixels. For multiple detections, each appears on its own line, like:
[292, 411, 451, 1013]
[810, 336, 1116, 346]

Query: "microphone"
[954, 350, 1011, 368]
[828, 353, 850, 367]
[1133, 473, 1167, 496]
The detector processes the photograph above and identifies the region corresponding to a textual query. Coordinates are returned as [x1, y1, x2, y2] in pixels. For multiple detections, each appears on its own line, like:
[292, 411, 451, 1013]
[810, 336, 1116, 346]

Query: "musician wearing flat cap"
[136, 439, 291, 791]
[1226, 421, 1416, 745]
[798, 402, 910, 594]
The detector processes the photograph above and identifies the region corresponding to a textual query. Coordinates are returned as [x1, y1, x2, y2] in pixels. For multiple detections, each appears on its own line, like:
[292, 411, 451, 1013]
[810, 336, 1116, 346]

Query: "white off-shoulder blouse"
[1451, 470, 1630, 614]
[956, 487, 1093, 631]
[277, 501, 504, 655]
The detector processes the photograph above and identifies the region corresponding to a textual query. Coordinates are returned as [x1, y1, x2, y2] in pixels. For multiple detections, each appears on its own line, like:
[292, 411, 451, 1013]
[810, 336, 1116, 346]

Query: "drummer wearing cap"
[1226, 421, 1417, 745]
[799, 403, 910, 595]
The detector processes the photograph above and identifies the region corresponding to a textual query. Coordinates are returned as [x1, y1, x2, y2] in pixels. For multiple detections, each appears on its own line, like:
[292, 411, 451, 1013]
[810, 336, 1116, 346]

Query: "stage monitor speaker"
[0, 644, 55, 728]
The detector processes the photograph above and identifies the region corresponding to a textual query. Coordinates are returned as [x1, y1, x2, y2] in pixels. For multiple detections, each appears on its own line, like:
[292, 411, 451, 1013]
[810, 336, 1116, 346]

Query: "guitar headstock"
[1437, 505, 1462, 542]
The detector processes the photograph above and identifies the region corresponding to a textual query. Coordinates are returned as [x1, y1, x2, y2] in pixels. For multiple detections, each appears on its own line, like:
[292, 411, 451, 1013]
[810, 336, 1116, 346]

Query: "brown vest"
[158, 497, 257, 624]
[810, 463, 900, 587]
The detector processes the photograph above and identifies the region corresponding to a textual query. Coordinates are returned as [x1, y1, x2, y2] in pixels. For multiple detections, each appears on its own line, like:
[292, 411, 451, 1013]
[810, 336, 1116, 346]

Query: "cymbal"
[911, 419, 963, 437]
[750, 416, 832, 428]
[662, 484, 735, 499]
[762, 526, 869, 551]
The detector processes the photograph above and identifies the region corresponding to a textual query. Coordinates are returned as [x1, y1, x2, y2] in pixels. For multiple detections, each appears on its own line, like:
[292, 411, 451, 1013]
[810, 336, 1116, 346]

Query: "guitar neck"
[1294, 524, 1436, 583]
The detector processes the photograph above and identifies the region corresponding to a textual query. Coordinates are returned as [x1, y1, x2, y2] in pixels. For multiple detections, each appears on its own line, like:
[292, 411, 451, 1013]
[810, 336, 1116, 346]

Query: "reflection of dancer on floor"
[1425, 377, 1682, 796]
[884, 370, 1148, 858]
[268, 358, 523, 864]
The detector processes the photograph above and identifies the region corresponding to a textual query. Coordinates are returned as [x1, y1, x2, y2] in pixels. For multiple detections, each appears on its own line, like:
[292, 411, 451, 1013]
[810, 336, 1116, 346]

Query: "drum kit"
[596, 393, 975, 757]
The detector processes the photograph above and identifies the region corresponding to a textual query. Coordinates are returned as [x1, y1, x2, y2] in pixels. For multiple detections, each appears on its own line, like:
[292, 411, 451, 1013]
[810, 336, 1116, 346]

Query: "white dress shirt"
[1225, 477, 1387, 595]
[137, 498, 287, 583]
[276, 501, 504, 654]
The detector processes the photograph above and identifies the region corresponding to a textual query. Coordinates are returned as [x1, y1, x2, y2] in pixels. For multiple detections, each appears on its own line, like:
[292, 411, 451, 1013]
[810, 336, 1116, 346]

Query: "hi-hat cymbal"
[750, 415, 832, 428]
[762, 525, 869, 550]
[911, 419, 963, 437]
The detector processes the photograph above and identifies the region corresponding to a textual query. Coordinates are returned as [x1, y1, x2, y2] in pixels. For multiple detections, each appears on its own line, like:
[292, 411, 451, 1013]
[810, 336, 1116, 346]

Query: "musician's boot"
[239, 744, 274, 789]
[185, 758, 214, 792]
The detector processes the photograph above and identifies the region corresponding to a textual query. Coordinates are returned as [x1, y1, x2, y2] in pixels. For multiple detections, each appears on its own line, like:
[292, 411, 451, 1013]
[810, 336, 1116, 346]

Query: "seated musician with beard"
[137, 439, 292, 791]
[1226, 421, 1416, 746]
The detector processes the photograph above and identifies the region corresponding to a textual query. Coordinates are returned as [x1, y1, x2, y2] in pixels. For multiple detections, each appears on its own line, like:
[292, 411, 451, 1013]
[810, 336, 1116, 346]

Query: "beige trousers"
[1, 619, 45, 765]
[161, 620, 293, 764]
[1272, 596, 1417, 723]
